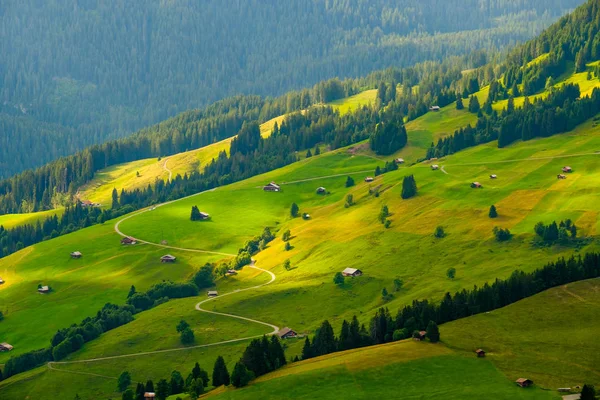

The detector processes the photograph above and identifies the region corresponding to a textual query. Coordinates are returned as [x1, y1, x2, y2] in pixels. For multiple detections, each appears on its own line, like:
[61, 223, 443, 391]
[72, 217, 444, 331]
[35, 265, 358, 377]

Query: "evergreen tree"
[290, 202, 299, 218]
[176, 320, 190, 333]
[112, 188, 119, 209]
[379, 205, 389, 224]
[345, 176, 355, 187]
[456, 96, 464, 110]
[306, 149, 312, 158]
[301, 336, 313, 359]
[212, 356, 231, 387]
[401, 175, 417, 199]
[169, 371, 184, 395]
[581, 384, 596, 400]
[231, 362, 253, 388]
[117, 371, 132, 392]
[426, 320, 440, 343]
[145, 380, 154, 393]
[314, 146, 321, 155]
[180, 328, 195, 344]
[122, 389, 134, 400]
[468, 95, 480, 113]
[312, 320, 337, 356]
[489, 205, 498, 218]
[188, 378, 205, 397]
[156, 379, 170, 400]
[135, 382, 145, 400]
[127, 285, 136, 298]
[284, 241, 291, 251]
[190, 205, 201, 221]
[446, 267, 456, 279]
[282, 229, 291, 241]
[381, 287, 389, 299]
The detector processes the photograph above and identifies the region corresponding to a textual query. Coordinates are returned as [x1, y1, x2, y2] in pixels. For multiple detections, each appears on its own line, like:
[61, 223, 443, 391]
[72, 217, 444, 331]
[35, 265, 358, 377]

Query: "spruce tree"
[426, 320, 440, 343]
[306, 149, 312, 158]
[212, 356, 230, 387]
[314, 146, 320, 155]
[290, 202, 299, 217]
[489, 205, 498, 218]
[301, 336, 313, 360]
[145, 380, 154, 393]
[155, 379, 170, 400]
[169, 371, 184, 395]
[117, 371, 132, 392]
[231, 362, 253, 388]
[122, 389, 134, 400]
[456, 96, 464, 110]
[468, 95, 480, 113]
[345, 176, 355, 187]
[581, 384, 596, 400]
[135, 382, 145, 400]
[127, 285, 136, 298]
[401, 175, 417, 199]
[333, 272, 345, 285]
[112, 188, 119, 209]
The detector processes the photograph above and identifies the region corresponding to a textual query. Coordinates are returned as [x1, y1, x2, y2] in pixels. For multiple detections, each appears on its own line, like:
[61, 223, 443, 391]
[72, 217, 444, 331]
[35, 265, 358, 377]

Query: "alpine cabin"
[263, 182, 281, 192]
[342, 268, 362, 277]
[516, 378, 533, 388]
[431, 164, 439, 170]
[38, 285, 50, 294]
[471, 182, 483, 188]
[121, 237, 137, 245]
[316, 187, 327, 194]
[277, 327, 298, 339]
[70, 251, 82, 259]
[562, 166, 572, 173]
[0, 343, 14, 352]
[160, 254, 177, 263]
[364, 177, 374, 182]
[207, 291, 218, 297]
[429, 105, 440, 111]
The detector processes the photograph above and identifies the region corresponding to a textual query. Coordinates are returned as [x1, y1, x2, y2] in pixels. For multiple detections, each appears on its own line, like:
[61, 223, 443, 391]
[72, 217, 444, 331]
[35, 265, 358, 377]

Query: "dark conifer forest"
[0, 0, 581, 177]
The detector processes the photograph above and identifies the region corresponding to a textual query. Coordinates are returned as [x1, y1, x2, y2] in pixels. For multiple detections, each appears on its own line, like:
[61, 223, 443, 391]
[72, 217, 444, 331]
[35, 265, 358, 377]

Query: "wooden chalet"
[316, 187, 327, 194]
[471, 182, 483, 188]
[364, 177, 374, 182]
[38, 285, 50, 294]
[0, 343, 14, 352]
[429, 105, 441, 112]
[342, 268, 362, 277]
[475, 349, 486, 357]
[207, 290, 218, 297]
[263, 182, 281, 192]
[226, 269, 238, 275]
[394, 158, 405, 164]
[302, 213, 311, 220]
[277, 327, 298, 339]
[0, 277, 4, 285]
[557, 174, 567, 180]
[414, 330, 427, 341]
[70, 251, 82, 259]
[160, 254, 177, 263]
[489, 174, 497, 179]
[431, 164, 439, 170]
[144, 393, 156, 400]
[199, 212, 210, 220]
[121, 236, 137, 245]
[562, 166, 573, 173]
[515, 378, 533, 388]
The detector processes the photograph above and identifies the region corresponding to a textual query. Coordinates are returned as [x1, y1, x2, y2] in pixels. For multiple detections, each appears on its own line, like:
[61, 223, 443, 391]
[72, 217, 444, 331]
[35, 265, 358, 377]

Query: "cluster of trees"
[493, 227, 512, 242]
[534, 219, 578, 243]
[303, 251, 600, 363]
[369, 118, 407, 155]
[176, 320, 195, 345]
[427, 84, 600, 159]
[126, 281, 199, 313]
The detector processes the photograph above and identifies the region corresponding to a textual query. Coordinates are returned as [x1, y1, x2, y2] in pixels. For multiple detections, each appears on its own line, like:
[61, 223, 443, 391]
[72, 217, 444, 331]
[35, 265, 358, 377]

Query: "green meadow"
[2, 73, 600, 398]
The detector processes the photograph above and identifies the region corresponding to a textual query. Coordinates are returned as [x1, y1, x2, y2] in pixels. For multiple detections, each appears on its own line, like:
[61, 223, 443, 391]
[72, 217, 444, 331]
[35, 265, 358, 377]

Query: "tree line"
[300, 251, 600, 361]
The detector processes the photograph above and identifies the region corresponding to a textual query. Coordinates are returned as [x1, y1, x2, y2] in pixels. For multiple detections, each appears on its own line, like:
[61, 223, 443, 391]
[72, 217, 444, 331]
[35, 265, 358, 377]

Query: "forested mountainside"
[0, 0, 581, 178]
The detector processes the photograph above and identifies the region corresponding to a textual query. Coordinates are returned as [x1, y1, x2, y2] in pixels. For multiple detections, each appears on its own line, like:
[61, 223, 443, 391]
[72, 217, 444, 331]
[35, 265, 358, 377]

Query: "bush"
[493, 226, 512, 241]
[231, 362, 254, 388]
[191, 263, 214, 289]
[434, 226, 445, 238]
[446, 267, 456, 279]
[180, 328, 195, 344]
[333, 272, 345, 286]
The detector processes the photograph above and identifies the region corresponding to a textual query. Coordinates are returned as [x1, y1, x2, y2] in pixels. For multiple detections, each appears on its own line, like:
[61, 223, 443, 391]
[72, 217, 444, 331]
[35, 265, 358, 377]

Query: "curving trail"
[163, 157, 173, 183]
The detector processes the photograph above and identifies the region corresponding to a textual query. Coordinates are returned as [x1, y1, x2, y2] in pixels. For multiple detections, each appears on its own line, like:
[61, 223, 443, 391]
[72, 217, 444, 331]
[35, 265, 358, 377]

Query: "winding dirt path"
[163, 158, 173, 183]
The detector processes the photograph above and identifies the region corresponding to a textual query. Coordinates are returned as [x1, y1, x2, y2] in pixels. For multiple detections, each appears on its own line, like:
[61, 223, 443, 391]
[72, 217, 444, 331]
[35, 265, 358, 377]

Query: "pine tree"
[426, 320, 440, 343]
[401, 175, 417, 199]
[155, 379, 170, 400]
[333, 272, 345, 285]
[468, 95, 480, 113]
[127, 285, 136, 298]
[581, 384, 596, 400]
[282, 229, 291, 241]
[135, 382, 145, 400]
[284, 241, 291, 251]
[112, 188, 119, 209]
[212, 356, 230, 387]
[231, 362, 253, 388]
[456, 96, 464, 110]
[290, 202, 299, 217]
[301, 336, 313, 360]
[314, 146, 321, 155]
[306, 149, 312, 158]
[489, 205, 498, 218]
[345, 176, 355, 187]
[145, 380, 154, 393]
[122, 389, 134, 400]
[117, 371, 132, 392]
[312, 320, 336, 356]
[169, 371, 184, 395]
[180, 328, 195, 344]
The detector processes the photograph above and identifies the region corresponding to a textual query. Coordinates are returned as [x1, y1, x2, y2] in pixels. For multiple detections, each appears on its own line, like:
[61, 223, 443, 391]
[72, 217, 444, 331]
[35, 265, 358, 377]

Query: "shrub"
[493, 226, 512, 241]
[333, 272, 345, 286]
[434, 226, 445, 238]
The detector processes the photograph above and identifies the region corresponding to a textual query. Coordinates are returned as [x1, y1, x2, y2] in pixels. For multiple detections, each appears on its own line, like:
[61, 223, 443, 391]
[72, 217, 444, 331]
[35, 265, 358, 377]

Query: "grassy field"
[0, 208, 63, 229]
[327, 89, 377, 115]
[443, 278, 600, 389]
[2, 70, 600, 398]
[205, 341, 558, 400]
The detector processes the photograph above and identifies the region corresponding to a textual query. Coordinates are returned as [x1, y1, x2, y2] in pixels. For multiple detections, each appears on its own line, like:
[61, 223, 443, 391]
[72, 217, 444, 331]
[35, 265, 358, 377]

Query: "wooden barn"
[207, 291, 218, 297]
[431, 164, 439, 170]
[160, 254, 177, 263]
[0, 277, 4, 284]
[489, 174, 497, 179]
[0, 343, 14, 352]
[199, 212, 210, 220]
[121, 237, 137, 245]
[316, 187, 327, 194]
[515, 378, 533, 388]
[226, 269, 238, 275]
[562, 166, 573, 173]
[364, 177, 374, 182]
[38, 285, 50, 294]
[263, 182, 281, 192]
[395, 158, 405, 164]
[144, 393, 156, 400]
[342, 268, 362, 277]
[557, 174, 567, 180]
[277, 327, 298, 339]
[471, 182, 483, 188]
[429, 105, 441, 111]
[70, 251, 82, 259]
[475, 349, 486, 357]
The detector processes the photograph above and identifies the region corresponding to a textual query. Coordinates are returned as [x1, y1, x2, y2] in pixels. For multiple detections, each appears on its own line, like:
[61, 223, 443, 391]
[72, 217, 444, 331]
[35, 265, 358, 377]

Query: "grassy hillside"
[443, 278, 600, 390]
[206, 341, 558, 400]
[327, 89, 378, 115]
[0, 209, 63, 230]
